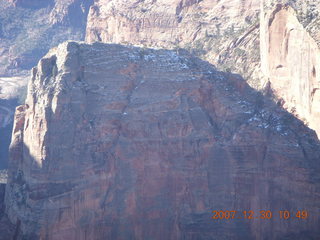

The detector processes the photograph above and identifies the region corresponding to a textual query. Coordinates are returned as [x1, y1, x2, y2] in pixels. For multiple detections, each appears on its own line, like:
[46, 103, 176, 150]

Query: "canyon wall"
[0, 0, 93, 76]
[5, 41, 320, 239]
[85, 0, 320, 137]
[0, 0, 93, 168]
[1, 1, 320, 239]
[0, 76, 28, 168]
[86, 0, 262, 87]
[260, 2, 320, 137]
[0, 183, 14, 240]
[0, 99, 19, 169]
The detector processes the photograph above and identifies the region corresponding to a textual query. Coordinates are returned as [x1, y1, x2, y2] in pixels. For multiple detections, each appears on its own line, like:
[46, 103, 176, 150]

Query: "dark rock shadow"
[0, 98, 19, 169]
[0, 183, 15, 240]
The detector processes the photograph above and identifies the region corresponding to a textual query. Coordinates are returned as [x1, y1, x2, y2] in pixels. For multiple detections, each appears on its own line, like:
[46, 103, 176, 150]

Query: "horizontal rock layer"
[4, 41, 320, 239]
[85, 0, 262, 86]
[85, 0, 320, 137]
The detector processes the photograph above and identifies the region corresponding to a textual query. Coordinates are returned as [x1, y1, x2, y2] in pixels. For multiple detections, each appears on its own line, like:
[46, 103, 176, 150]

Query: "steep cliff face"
[0, 98, 21, 169]
[85, 0, 320, 137]
[261, 0, 320, 46]
[5, 41, 320, 239]
[260, 3, 320, 137]
[85, 0, 262, 87]
[0, 0, 93, 168]
[0, 76, 27, 169]
[0, 183, 14, 240]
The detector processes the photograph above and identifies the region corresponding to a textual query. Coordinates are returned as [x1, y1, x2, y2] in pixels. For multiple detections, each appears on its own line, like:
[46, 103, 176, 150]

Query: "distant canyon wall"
[260, 2, 320, 137]
[0, 0, 93, 76]
[86, 0, 262, 87]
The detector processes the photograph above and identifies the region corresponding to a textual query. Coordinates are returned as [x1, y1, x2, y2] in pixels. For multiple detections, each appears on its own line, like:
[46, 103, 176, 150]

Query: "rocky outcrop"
[0, 98, 25, 169]
[261, 0, 320, 46]
[0, 76, 28, 169]
[85, 0, 320, 137]
[0, 0, 93, 169]
[85, 0, 262, 87]
[5, 41, 320, 239]
[49, 0, 94, 27]
[260, 3, 320, 137]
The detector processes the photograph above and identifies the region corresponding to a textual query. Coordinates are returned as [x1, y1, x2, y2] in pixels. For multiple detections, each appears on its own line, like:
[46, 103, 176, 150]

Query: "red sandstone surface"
[3, 41, 320, 239]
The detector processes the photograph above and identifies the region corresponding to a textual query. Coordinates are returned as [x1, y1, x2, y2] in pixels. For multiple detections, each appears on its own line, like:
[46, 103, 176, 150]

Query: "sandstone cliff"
[260, 2, 320, 137]
[85, 0, 320, 138]
[0, 76, 28, 169]
[0, 99, 21, 169]
[261, 0, 320, 46]
[85, 0, 262, 88]
[5, 41, 320, 239]
[0, 0, 93, 169]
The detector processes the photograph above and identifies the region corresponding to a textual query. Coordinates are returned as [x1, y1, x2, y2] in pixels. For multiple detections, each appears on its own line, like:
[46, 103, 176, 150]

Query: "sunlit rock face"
[4, 41, 320, 239]
[85, 0, 259, 46]
[260, 3, 320, 138]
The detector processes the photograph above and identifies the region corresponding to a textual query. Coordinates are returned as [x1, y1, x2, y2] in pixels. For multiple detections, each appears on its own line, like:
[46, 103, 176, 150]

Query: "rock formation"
[260, 2, 320, 137]
[0, 99, 18, 169]
[1, 1, 320, 239]
[85, 0, 320, 137]
[5, 41, 320, 239]
[0, 0, 93, 168]
[0, 76, 28, 169]
[85, 0, 262, 87]
[0, 183, 14, 240]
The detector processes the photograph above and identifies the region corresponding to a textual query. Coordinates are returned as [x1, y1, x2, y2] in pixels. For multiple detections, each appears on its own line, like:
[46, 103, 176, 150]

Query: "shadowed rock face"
[5, 42, 320, 239]
[0, 98, 22, 169]
[0, 183, 15, 240]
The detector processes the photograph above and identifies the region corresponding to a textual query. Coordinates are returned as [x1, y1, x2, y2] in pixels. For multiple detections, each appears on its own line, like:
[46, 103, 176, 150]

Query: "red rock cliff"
[85, 0, 320, 138]
[260, 3, 320, 138]
[4, 41, 320, 239]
